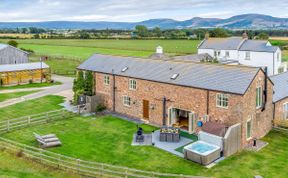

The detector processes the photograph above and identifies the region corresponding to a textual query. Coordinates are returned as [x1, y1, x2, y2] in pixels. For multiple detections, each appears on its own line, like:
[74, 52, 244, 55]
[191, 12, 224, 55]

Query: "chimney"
[205, 32, 209, 40]
[156, 46, 163, 54]
[242, 31, 248, 39]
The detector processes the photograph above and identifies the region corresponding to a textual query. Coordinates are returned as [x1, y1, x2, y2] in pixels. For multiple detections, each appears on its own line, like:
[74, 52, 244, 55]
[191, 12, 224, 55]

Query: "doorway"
[168, 108, 195, 133]
[143, 100, 149, 120]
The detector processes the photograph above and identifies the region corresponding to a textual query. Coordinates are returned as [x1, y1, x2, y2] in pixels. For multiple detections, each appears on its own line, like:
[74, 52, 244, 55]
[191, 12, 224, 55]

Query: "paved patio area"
[152, 130, 194, 157]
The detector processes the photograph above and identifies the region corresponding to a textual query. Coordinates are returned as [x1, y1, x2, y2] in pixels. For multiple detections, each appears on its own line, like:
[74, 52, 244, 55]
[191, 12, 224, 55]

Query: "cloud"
[0, 0, 287, 22]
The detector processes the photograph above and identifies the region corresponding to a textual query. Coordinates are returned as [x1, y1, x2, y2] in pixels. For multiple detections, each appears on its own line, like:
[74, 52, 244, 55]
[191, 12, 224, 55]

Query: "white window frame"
[245, 51, 251, 60]
[246, 118, 252, 140]
[283, 103, 288, 120]
[104, 75, 110, 85]
[277, 52, 280, 62]
[225, 51, 230, 58]
[129, 79, 137, 90]
[256, 87, 263, 109]
[216, 93, 229, 109]
[123, 96, 131, 107]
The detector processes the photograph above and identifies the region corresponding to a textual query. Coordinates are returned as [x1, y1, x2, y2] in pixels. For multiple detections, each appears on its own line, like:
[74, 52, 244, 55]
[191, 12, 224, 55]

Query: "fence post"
[125, 169, 128, 178]
[77, 159, 80, 173]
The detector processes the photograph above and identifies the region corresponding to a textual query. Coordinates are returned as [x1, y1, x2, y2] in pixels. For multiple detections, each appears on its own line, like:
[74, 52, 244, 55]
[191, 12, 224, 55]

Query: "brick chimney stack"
[242, 31, 248, 39]
[205, 32, 209, 40]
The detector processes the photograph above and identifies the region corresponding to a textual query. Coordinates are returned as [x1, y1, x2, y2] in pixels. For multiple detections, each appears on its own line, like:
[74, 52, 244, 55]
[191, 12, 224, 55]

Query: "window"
[214, 51, 217, 57]
[121, 67, 128, 72]
[246, 119, 252, 139]
[225, 51, 230, 58]
[278, 67, 284, 74]
[171, 73, 179, 80]
[245, 51, 251, 60]
[104, 75, 110, 85]
[283, 103, 288, 119]
[216, 93, 229, 108]
[256, 87, 263, 108]
[123, 96, 131, 106]
[129, 79, 137, 90]
[277, 53, 280, 62]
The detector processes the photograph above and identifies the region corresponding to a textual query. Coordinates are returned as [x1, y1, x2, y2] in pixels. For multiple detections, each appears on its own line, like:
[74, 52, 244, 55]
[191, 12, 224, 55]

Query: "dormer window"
[122, 67, 128, 72]
[171, 73, 179, 80]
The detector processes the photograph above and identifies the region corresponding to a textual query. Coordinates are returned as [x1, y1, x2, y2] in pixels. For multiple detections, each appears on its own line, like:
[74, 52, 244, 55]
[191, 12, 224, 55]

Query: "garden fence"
[0, 109, 207, 178]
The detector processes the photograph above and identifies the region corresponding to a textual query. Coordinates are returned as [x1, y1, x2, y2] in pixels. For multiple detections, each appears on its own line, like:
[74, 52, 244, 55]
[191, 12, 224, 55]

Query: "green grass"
[0, 151, 79, 178]
[0, 95, 65, 120]
[0, 90, 40, 102]
[2, 113, 288, 178]
[0, 82, 61, 90]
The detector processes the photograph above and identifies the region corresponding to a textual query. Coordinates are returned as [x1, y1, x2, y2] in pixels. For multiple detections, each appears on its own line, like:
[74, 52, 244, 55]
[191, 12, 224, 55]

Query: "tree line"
[0, 26, 288, 40]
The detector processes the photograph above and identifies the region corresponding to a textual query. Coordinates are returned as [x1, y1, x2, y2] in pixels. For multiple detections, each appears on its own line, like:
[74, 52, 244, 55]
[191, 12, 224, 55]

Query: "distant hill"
[0, 14, 288, 30]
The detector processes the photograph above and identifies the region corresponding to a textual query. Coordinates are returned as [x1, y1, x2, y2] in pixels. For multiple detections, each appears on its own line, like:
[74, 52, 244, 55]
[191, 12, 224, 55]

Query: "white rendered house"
[198, 35, 286, 76]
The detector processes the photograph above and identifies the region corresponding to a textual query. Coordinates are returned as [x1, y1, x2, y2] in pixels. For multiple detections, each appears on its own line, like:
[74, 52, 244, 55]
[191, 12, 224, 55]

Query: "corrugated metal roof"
[270, 72, 288, 102]
[0, 44, 8, 50]
[239, 40, 278, 52]
[78, 54, 260, 95]
[198, 37, 278, 53]
[0, 62, 49, 73]
[198, 37, 243, 50]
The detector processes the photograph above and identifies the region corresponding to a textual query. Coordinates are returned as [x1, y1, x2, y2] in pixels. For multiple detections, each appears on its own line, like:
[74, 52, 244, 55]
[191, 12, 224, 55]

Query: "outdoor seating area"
[34, 133, 62, 148]
[159, 127, 180, 142]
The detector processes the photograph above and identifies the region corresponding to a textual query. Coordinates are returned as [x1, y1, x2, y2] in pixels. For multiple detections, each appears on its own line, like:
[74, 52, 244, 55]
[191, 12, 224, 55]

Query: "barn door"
[143, 100, 149, 120]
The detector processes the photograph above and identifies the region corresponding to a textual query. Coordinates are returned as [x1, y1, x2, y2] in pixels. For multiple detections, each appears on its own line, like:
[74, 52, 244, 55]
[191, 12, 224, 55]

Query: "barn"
[0, 43, 29, 65]
[0, 62, 50, 86]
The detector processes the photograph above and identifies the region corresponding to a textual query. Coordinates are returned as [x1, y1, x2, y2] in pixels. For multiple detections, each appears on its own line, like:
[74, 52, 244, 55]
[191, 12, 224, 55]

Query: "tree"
[257, 32, 269, 40]
[135, 25, 149, 38]
[7, 40, 18, 48]
[84, 71, 94, 96]
[210, 28, 229, 38]
[153, 27, 162, 37]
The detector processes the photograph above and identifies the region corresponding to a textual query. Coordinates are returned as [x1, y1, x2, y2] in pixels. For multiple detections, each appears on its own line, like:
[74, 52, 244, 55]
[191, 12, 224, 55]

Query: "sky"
[0, 0, 287, 22]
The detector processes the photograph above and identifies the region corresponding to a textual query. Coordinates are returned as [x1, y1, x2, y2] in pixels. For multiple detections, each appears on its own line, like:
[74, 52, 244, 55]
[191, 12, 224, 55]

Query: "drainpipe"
[112, 69, 116, 112]
[261, 67, 268, 112]
[162, 97, 167, 126]
[206, 90, 210, 115]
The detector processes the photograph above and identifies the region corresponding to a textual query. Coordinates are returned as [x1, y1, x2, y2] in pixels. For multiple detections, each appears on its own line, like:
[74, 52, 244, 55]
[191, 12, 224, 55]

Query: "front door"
[143, 100, 149, 120]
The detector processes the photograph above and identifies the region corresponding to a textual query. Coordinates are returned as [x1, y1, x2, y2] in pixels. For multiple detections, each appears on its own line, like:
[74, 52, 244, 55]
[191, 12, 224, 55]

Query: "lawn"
[0, 151, 79, 178]
[0, 81, 61, 90]
[0, 90, 40, 102]
[0, 95, 65, 120]
[1, 113, 288, 178]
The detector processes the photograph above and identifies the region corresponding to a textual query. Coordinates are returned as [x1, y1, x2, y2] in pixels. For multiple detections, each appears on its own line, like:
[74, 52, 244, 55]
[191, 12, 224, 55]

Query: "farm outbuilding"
[0, 62, 50, 86]
[0, 44, 29, 65]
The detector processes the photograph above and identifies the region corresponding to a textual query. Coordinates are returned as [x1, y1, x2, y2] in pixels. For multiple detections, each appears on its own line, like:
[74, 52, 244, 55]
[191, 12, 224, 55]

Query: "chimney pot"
[242, 31, 248, 39]
[205, 32, 209, 40]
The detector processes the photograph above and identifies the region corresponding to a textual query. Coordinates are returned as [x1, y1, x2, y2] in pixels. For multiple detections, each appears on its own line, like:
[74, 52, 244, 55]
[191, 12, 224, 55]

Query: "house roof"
[0, 44, 8, 51]
[173, 53, 213, 62]
[198, 37, 279, 53]
[239, 40, 278, 52]
[198, 37, 244, 50]
[0, 62, 49, 73]
[270, 72, 288, 102]
[78, 54, 261, 95]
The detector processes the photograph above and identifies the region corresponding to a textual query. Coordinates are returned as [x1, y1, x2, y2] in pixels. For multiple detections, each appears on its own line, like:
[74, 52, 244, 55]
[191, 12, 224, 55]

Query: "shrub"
[29, 79, 33, 84]
[16, 150, 24, 157]
[20, 48, 34, 53]
[7, 40, 18, 48]
[96, 104, 106, 112]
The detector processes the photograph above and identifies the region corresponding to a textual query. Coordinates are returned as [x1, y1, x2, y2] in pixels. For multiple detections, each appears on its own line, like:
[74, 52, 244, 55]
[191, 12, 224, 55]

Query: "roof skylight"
[171, 73, 179, 80]
[121, 66, 128, 72]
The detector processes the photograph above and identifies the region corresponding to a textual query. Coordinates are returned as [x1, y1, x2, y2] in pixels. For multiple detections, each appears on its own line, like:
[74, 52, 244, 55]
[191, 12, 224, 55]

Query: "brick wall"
[274, 98, 288, 120]
[93, 70, 273, 148]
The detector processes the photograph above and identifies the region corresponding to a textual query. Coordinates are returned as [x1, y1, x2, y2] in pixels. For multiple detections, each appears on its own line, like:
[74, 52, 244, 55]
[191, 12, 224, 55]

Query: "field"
[0, 90, 40, 102]
[0, 95, 287, 178]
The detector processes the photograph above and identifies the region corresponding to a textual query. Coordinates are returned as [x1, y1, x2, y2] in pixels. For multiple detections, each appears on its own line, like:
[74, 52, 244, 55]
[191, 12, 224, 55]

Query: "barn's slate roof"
[198, 37, 278, 53]
[270, 72, 288, 102]
[78, 54, 261, 95]
[0, 62, 49, 73]
[0, 44, 8, 51]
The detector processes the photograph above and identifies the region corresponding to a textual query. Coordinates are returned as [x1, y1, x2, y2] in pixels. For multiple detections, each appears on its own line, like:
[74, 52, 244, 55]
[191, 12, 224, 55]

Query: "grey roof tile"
[270, 72, 288, 102]
[0, 44, 8, 50]
[78, 54, 260, 95]
[239, 40, 278, 52]
[198, 37, 244, 50]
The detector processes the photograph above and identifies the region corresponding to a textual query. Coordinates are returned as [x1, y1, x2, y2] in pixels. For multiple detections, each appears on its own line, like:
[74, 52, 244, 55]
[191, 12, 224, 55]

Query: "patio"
[152, 130, 195, 157]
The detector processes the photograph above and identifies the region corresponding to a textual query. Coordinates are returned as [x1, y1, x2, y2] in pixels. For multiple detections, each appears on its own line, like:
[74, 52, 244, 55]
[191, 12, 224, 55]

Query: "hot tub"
[184, 141, 221, 165]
